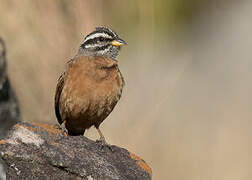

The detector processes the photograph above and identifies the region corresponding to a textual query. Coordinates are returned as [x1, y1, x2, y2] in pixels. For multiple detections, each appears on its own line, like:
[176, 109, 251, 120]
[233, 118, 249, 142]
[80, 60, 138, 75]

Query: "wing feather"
[55, 59, 75, 124]
[54, 71, 65, 125]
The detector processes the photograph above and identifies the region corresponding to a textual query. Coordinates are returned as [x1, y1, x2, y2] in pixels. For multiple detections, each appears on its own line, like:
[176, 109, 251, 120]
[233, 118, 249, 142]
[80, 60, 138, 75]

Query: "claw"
[95, 126, 113, 151]
[96, 139, 113, 152]
[60, 121, 68, 136]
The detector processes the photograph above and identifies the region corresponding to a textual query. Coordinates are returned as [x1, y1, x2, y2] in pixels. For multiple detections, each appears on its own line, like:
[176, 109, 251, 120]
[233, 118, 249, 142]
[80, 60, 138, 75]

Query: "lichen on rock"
[0, 122, 152, 180]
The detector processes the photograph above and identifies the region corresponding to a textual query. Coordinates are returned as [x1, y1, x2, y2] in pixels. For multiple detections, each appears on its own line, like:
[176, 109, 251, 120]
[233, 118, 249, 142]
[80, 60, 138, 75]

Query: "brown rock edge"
[0, 122, 152, 180]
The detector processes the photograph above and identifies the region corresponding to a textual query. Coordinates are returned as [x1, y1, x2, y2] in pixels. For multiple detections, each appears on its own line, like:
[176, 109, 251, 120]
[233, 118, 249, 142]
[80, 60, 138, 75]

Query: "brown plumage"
[54, 27, 126, 141]
[55, 56, 124, 136]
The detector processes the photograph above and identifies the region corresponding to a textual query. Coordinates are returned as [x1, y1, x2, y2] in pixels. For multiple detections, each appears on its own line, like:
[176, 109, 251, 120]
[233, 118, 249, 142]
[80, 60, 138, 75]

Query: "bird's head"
[78, 27, 127, 59]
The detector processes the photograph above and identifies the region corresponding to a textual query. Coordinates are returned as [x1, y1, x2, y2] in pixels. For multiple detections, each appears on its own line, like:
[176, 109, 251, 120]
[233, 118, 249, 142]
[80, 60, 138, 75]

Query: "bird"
[54, 27, 126, 143]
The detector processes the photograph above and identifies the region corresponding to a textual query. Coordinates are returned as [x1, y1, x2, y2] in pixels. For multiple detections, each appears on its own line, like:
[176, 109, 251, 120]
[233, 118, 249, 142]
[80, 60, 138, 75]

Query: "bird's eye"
[99, 37, 105, 42]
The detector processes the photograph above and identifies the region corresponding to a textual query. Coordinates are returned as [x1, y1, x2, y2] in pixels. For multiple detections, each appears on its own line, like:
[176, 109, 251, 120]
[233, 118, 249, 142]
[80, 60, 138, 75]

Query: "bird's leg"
[96, 127, 106, 142]
[95, 127, 113, 151]
[60, 120, 68, 136]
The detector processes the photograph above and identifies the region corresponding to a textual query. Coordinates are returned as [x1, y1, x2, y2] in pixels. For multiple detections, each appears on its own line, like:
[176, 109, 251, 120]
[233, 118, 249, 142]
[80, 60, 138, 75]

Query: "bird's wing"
[54, 70, 66, 125]
[55, 59, 75, 124]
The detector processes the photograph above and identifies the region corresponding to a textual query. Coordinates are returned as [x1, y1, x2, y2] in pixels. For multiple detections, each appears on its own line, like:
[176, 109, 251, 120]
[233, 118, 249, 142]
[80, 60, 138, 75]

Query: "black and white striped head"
[78, 27, 127, 59]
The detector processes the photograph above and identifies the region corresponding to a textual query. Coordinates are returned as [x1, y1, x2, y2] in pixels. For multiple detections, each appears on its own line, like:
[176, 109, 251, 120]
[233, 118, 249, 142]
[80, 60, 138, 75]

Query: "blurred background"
[1, 0, 252, 179]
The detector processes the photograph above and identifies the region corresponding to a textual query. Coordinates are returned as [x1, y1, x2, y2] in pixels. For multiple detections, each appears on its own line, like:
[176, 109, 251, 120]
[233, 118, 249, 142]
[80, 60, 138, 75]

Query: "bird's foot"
[96, 138, 113, 152]
[61, 127, 68, 137]
[54, 123, 68, 137]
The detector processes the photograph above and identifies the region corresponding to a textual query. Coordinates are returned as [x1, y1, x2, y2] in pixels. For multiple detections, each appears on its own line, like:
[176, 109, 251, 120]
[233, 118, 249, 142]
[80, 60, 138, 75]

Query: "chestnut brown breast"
[55, 56, 124, 135]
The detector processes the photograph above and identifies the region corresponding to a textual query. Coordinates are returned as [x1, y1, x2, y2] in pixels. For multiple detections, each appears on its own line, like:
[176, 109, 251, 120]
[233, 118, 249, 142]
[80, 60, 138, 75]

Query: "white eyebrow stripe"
[85, 43, 104, 48]
[84, 44, 96, 48]
[83, 33, 112, 43]
[110, 30, 117, 37]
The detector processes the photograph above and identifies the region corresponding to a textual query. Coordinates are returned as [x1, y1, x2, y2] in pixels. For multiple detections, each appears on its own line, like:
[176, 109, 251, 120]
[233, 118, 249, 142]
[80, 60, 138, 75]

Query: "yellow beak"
[111, 39, 127, 47]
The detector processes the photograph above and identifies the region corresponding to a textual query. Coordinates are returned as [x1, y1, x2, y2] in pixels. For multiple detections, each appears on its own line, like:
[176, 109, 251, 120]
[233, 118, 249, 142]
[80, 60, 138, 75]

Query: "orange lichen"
[0, 139, 6, 145]
[130, 153, 152, 175]
[31, 122, 61, 135]
[16, 124, 36, 132]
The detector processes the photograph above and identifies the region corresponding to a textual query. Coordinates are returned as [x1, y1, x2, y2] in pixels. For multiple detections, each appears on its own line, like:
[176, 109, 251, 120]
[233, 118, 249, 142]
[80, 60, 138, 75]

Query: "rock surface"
[0, 38, 20, 139]
[0, 122, 152, 180]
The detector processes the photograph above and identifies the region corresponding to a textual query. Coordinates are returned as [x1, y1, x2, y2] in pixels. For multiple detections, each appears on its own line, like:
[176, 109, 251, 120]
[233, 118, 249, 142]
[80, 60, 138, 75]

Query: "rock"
[0, 122, 152, 180]
[0, 158, 6, 180]
[0, 38, 20, 139]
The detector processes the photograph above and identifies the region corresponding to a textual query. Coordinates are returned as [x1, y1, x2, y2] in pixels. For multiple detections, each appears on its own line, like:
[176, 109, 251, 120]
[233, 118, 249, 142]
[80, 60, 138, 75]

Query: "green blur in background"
[1, 0, 252, 179]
